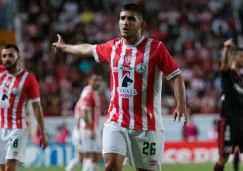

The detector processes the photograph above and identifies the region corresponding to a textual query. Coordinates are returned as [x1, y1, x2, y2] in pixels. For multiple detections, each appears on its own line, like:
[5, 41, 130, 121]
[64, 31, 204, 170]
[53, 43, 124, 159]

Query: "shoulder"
[0, 65, 6, 73]
[81, 86, 93, 96]
[24, 71, 37, 81]
[147, 38, 166, 51]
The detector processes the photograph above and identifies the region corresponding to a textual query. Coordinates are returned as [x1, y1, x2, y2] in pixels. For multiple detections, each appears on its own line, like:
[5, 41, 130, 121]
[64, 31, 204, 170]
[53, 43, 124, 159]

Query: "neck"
[124, 34, 142, 45]
[8, 67, 20, 75]
[231, 62, 240, 75]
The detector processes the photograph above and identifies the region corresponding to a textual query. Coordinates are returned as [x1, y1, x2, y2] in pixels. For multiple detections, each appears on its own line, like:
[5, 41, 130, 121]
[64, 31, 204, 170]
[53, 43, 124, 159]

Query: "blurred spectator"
[55, 122, 70, 144]
[182, 111, 199, 142]
[208, 119, 218, 141]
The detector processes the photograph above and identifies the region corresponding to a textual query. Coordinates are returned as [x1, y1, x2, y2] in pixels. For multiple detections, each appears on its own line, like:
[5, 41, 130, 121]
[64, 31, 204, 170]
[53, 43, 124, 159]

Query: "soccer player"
[78, 73, 103, 171]
[53, 3, 187, 171]
[65, 100, 84, 171]
[214, 39, 243, 171]
[0, 44, 48, 171]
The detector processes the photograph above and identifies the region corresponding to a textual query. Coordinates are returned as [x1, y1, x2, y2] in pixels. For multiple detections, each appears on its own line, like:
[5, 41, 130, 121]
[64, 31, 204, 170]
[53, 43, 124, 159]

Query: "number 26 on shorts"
[142, 142, 156, 155]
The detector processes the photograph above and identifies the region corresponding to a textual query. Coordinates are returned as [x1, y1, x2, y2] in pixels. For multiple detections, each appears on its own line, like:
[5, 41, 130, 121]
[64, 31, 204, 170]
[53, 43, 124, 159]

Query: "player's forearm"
[76, 117, 81, 128]
[172, 74, 186, 112]
[82, 109, 92, 128]
[221, 47, 230, 70]
[62, 44, 93, 57]
[32, 102, 46, 134]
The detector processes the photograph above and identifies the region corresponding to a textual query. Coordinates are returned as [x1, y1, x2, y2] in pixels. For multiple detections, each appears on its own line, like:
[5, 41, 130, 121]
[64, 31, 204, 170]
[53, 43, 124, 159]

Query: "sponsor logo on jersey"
[233, 83, 243, 94]
[117, 74, 137, 98]
[0, 94, 10, 108]
[136, 63, 146, 74]
[113, 66, 133, 72]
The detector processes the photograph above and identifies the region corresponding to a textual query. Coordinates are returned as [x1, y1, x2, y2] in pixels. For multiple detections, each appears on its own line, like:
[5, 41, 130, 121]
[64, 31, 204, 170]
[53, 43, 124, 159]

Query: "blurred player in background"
[214, 39, 243, 171]
[65, 100, 83, 171]
[79, 73, 103, 171]
[53, 3, 187, 171]
[0, 44, 48, 171]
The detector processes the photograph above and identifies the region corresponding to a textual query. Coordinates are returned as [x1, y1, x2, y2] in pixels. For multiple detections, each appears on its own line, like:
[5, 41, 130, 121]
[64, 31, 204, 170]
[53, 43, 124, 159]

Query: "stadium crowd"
[17, 0, 239, 116]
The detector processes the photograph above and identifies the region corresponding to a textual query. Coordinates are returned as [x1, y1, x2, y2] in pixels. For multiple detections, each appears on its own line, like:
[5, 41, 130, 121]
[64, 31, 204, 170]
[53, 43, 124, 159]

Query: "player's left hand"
[53, 34, 66, 52]
[90, 129, 95, 139]
[173, 106, 188, 127]
[40, 133, 48, 150]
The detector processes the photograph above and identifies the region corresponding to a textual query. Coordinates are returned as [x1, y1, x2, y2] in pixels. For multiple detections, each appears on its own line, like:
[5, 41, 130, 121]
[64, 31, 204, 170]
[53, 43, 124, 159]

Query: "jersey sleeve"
[157, 42, 181, 80]
[74, 101, 82, 118]
[0, 65, 5, 73]
[92, 39, 117, 63]
[26, 74, 40, 102]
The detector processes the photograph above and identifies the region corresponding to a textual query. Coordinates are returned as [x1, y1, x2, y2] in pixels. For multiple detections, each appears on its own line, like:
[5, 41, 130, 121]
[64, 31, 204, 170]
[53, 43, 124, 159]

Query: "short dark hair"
[2, 44, 19, 53]
[121, 3, 145, 20]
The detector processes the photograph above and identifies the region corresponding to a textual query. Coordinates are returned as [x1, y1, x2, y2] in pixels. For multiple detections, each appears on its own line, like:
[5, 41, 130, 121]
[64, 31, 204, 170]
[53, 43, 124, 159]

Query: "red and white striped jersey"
[0, 69, 40, 129]
[93, 37, 181, 130]
[74, 100, 82, 119]
[0, 65, 6, 74]
[78, 85, 101, 129]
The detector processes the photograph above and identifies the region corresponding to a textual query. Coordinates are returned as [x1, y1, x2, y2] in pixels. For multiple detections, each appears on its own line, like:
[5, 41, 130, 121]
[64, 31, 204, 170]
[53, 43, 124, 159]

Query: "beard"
[3, 61, 18, 71]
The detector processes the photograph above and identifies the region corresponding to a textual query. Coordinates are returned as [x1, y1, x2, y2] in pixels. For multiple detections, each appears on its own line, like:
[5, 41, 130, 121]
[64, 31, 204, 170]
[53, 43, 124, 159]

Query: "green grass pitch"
[18, 163, 243, 171]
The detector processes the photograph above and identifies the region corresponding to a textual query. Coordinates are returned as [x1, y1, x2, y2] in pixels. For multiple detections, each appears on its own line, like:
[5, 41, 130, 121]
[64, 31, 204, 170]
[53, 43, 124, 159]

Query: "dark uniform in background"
[219, 68, 243, 171]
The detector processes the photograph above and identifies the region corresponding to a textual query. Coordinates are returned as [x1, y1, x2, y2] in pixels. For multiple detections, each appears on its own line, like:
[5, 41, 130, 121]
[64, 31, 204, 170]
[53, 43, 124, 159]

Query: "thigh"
[5, 159, 19, 171]
[218, 117, 233, 155]
[81, 128, 101, 153]
[0, 165, 4, 171]
[127, 130, 164, 171]
[102, 122, 127, 156]
[5, 129, 28, 163]
[234, 132, 243, 152]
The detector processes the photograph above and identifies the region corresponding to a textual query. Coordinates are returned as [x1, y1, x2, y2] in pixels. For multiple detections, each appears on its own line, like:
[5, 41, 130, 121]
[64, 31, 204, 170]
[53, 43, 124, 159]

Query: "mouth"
[122, 28, 129, 33]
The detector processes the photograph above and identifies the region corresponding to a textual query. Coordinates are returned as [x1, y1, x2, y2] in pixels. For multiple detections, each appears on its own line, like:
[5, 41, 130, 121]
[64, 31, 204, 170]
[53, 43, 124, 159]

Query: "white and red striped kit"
[0, 69, 40, 129]
[78, 85, 101, 129]
[93, 37, 181, 130]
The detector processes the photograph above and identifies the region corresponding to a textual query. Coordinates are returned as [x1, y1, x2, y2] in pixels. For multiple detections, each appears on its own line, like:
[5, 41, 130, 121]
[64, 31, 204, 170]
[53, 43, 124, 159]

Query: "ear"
[140, 21, 145, 29]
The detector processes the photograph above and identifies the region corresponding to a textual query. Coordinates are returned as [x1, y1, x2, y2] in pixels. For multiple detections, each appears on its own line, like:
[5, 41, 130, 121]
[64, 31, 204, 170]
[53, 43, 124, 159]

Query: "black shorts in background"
[218, 117, 243, 154]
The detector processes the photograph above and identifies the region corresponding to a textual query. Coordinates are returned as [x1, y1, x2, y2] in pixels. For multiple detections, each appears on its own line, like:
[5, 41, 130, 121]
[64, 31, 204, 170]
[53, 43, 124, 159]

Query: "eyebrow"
[2, 53, 14, 56]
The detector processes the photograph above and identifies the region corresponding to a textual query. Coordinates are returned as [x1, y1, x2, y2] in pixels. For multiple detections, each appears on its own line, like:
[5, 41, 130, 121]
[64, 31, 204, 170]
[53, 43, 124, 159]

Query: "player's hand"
[90, 129, 95, 139]
[173, 106, 188, 127]
[40, 133, 48, 150]
[224, 39, 234, 48]
[53, 34, 66, 52]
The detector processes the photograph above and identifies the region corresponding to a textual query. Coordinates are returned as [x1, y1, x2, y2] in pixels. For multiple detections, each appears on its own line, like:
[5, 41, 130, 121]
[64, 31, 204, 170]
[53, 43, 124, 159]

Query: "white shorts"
[72, 127, 83, 153]
[0, 128, 28, 164]
[81, 128, 102, 153]
[102, 122, 164, 171]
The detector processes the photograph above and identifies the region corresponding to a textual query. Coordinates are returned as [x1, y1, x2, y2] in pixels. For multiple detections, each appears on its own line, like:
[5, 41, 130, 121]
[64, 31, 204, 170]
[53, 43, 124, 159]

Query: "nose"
[123, 18, 129, 26]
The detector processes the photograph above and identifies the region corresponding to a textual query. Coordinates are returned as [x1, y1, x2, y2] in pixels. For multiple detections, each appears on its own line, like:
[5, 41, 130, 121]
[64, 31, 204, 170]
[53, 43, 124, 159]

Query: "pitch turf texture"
[18, 163, 243, 171]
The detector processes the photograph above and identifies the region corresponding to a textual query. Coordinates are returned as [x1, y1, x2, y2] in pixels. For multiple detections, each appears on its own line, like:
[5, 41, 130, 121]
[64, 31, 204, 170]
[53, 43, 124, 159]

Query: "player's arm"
[221, 39, 234, 71]
[76, 116, 81, 128]
[82, 109, 91, 128]
[171, 73, 187, 125]
[53, 34, 93, 57]
[82, 108, 95, 139]
[27, 74, 48, 149]
[32, 101, 48, 149]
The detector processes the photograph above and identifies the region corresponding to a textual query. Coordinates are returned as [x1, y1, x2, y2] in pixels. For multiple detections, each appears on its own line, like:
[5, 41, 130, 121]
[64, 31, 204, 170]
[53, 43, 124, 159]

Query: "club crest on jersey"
[135, 64, 146, 74]
[124, 55, 132, 63]
[12, 88, 20, 95]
